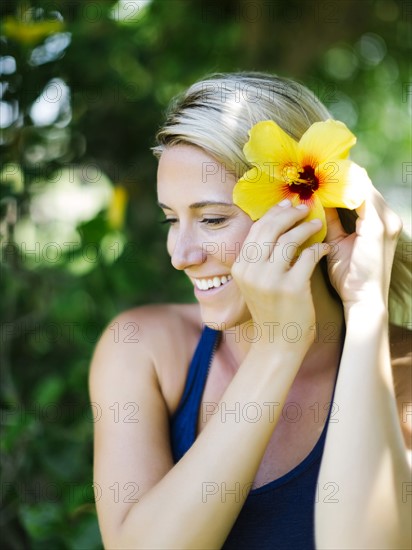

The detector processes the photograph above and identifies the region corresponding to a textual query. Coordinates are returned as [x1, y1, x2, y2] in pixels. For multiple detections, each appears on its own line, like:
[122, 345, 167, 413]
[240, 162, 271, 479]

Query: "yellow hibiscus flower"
[233, 119, 369, 248]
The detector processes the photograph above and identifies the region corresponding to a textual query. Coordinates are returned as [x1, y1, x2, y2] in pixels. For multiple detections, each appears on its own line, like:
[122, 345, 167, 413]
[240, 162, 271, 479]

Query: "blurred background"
[1, 0, 411, 547]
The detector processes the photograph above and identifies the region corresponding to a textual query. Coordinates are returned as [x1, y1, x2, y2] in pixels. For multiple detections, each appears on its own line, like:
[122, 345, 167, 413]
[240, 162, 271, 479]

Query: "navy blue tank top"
[170, 325, 337, 549]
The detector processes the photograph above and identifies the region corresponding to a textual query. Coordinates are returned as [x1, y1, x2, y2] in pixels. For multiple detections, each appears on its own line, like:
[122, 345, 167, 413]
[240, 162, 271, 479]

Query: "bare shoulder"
[90, 302, 203, 413]
[389, 323, 412, 450]
[89, 302, 203, 545]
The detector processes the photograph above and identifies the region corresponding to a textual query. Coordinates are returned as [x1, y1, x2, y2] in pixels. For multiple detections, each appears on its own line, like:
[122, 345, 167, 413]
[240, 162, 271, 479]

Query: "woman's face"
[157, 144, 254, 329]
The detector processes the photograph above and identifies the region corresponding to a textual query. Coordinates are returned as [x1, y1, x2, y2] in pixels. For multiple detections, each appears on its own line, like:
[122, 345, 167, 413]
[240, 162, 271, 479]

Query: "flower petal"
[244, 120, 300, 176]
[233, 167, 287, 220]
[300, 194, 327, 249]
[316, 159, 369, 209]
[299, 120, 356, 166]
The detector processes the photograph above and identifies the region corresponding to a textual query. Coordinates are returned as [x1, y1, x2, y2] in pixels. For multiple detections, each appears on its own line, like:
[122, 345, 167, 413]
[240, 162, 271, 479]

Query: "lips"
[193, 274, 232, 291]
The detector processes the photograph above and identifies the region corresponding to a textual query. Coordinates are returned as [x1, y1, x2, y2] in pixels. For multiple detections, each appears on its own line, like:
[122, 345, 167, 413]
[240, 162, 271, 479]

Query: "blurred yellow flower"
[233, 119, 369, 248]
[2, 17, 64, 46]
[107, 186, 128, 230]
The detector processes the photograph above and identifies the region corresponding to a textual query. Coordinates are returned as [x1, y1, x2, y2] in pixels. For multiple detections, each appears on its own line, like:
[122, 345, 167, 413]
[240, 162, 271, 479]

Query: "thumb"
[324, 207, 348, 243]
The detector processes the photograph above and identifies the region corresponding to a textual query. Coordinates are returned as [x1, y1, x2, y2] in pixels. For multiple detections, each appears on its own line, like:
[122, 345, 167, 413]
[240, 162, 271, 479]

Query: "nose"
[170, 229, 207, 271]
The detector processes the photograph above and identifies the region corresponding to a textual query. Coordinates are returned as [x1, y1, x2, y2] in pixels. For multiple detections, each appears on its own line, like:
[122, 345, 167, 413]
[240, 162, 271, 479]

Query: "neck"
[221, 265, 344, 377]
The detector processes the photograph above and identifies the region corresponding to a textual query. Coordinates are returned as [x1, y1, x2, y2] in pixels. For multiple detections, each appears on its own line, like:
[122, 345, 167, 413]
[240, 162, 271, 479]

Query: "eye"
[159, 218, 177, 225]
[200, 218, 226, 225]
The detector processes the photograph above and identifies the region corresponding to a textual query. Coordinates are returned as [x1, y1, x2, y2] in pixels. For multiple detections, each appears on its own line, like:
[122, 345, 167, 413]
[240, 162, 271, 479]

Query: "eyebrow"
[157, 201, 234, 210]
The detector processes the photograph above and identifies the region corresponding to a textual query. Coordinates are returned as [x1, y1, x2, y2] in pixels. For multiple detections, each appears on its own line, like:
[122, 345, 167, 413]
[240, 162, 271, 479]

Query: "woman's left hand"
[324, 181, 403, 312]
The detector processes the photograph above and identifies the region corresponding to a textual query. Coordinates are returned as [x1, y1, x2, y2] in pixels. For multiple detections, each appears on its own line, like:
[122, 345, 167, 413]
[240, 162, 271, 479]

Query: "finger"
[324, 206, 350, 245]
[270, 218, 325, 265]
[289, 242, 331, 286]
[358, 184, 402, 239]
[244, 201, 311, 259]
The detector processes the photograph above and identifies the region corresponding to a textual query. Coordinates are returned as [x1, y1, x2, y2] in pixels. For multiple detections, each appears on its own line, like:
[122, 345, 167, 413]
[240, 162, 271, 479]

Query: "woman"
[89, 73, 411, 549]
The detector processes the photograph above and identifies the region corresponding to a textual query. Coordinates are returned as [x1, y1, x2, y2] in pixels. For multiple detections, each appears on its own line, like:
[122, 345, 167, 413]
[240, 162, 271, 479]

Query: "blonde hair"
[154, 72, 411, 326]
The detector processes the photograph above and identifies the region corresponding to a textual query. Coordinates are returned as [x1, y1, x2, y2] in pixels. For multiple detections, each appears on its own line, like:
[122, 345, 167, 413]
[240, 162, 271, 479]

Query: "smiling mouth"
[194, 274, 232, 291]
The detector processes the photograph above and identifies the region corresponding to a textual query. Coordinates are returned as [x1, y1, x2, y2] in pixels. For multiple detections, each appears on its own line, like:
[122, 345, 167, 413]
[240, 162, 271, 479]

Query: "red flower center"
[289, 165, 319, 201]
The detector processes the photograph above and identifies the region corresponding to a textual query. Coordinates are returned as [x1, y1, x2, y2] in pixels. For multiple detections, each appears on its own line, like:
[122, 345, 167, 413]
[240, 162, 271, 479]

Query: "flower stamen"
[286, 165, 319, 201]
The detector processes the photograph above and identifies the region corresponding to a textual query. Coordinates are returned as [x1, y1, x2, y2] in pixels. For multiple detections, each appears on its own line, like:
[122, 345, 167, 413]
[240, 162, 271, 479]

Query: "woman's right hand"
[231, 200, 330, 354]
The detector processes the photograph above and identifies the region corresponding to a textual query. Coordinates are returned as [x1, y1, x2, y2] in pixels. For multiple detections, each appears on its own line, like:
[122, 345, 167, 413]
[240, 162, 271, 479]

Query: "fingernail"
[278, 199, 291, 207]
[296, 203, 309, 210]
[310, 218, 322, 224]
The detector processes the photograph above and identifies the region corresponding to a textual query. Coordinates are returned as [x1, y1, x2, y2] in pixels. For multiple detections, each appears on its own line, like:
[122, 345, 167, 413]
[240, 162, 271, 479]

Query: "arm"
[315, 187, 411, 549]
[90, 203, 327, 549]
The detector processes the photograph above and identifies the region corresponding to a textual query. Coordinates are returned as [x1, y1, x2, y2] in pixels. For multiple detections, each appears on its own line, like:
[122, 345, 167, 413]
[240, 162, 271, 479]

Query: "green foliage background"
[1, 1, 410, 547]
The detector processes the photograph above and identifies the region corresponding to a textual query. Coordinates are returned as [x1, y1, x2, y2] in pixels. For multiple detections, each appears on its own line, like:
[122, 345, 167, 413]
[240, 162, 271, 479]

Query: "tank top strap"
[169, 325, 221, 462]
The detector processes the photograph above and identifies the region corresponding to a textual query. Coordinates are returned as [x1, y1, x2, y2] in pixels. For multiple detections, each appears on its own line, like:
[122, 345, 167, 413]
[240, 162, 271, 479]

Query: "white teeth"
[194, 275, 232, 291]
[212, 277, 220, 288]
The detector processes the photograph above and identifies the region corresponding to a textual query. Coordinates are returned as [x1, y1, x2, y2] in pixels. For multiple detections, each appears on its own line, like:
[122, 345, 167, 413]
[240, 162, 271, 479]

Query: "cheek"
[237, 221, 254, 243]
[218, 222, 253, 265]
